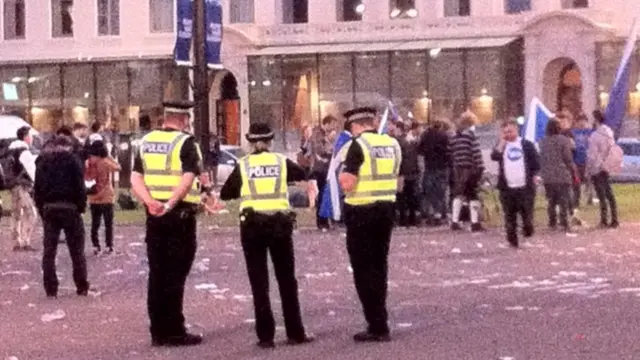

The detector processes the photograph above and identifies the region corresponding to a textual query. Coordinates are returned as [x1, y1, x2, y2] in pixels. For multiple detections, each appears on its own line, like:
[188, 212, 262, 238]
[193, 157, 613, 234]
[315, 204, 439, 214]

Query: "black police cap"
[246, 122, 274, 142]
[163, 100, 194, 114]
[343, 107, 377, 126]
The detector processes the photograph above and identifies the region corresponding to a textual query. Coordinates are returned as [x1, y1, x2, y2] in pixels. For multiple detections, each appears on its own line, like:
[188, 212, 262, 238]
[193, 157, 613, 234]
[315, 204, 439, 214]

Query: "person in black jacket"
[34, 135, 90, 298]
[418, 120, 450, 225]
[490, 120, 540, 248]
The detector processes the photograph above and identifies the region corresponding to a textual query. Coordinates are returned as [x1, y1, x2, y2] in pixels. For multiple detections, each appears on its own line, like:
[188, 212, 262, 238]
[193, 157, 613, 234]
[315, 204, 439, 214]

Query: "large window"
[62, 64, 94, 126]
[98, 0, 119, 36]
[0, 67, 28, 121]
[96, 62, 128, 132]
[354, 53, 390, 108]
[248, 57, 285, 148]
[281, 56, 317, 148]
[562, 0, 588, 8]
[390, 0, 417, 19]
[391, 51, 428, 123]
[318, 53, 353, 122]
[230, 0, 254, 23]
[149, 0, 174, 33]
[505, 0, 531, 13]
[444, 0, 470, 17]
[3, 0, 25, 39]
[467, 50, 504, 123]
[30, 66, 62, 132]
[282, 0, 307, 23]
[339, 0, 363, 21]
[429, 51, 465, 120]
[52, 0, 74, 37]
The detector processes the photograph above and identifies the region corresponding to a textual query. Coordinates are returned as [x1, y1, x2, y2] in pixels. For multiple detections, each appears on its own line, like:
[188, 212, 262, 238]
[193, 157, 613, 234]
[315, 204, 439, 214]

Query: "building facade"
[0, 0, 638, 149]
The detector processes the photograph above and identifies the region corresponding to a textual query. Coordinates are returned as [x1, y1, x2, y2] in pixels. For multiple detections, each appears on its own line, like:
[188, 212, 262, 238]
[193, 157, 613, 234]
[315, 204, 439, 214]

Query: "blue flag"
[319, 130, 352, 221]
[378, 101, 399, 134]
[605, 19, 638, 138]
[204, 0, 224, 69]
[174, 0, 193, 66]
[522, 97, 554, 143]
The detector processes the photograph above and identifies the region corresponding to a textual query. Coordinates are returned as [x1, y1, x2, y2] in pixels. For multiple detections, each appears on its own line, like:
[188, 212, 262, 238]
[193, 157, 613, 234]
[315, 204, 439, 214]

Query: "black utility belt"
[43, 202, 78, 211]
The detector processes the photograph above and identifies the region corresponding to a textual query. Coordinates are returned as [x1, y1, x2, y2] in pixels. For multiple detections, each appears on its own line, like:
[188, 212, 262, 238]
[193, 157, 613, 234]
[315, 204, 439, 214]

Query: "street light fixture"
[355, 3, 365, 14]
[406, 8, 418, 18]
[390, 8, 401, 18]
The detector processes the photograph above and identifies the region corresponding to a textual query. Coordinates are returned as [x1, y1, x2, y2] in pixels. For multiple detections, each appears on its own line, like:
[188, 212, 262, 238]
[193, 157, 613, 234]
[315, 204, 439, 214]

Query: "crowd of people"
[300, 108, 622, 247]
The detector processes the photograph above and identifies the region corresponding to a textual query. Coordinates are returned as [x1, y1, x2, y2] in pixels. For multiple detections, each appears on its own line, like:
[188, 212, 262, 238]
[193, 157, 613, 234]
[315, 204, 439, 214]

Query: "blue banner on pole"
[174, 0, 193, 66]
[204, 0, 223, 69]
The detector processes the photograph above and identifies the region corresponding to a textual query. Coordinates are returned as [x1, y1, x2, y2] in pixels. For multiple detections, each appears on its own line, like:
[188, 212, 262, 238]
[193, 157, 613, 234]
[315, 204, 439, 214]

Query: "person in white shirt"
[8, 126, 38, 251]
[491, 120, 540, 248]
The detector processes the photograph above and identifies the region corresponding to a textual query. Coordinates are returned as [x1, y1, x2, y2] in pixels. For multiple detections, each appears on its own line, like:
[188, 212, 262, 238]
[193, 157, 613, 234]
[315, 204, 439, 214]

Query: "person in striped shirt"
[449, 111, 485, 232]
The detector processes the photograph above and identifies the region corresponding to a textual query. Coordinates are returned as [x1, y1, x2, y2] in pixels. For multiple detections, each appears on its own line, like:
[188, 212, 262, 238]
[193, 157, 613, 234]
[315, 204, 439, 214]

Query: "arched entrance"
[209, 70, 240, 145]
[543, 57, 583, 121]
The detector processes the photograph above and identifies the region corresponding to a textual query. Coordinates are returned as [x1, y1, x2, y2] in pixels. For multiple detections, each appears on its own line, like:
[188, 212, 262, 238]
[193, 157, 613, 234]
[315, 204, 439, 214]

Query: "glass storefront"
[248, 42, 524, 150]
[596, 41, 640, 117]
[0, 59, 188, 136]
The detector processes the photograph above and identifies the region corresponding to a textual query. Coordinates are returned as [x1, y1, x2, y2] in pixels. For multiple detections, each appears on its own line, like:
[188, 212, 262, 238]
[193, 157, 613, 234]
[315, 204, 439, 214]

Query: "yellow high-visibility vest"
[341, 132, 401, 206]
[239, 152, 289, 213]
[140, 130, 202, 204]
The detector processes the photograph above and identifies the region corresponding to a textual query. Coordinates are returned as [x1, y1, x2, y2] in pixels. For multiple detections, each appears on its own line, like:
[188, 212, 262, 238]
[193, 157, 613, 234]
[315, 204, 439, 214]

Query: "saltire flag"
[522, 97, 554, 144]
[378, 101, 399, 134]
[604, 18, 639, 138]
[319, 130, 352, 221]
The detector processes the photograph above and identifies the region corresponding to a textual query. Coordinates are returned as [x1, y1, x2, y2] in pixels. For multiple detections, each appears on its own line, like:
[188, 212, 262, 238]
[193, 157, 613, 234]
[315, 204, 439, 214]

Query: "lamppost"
[192, 0, 210, 156]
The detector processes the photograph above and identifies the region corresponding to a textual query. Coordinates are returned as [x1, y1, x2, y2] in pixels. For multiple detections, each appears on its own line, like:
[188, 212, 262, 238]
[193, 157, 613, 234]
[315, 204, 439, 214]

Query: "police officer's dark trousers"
[240, 211, 306, 342]
[146, 208, 197, 340]
[344, 201, 395, 335]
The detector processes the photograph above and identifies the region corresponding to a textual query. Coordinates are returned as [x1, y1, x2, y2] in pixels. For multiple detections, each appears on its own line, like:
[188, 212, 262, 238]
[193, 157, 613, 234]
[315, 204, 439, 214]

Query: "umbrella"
[0, 115, 39, 140]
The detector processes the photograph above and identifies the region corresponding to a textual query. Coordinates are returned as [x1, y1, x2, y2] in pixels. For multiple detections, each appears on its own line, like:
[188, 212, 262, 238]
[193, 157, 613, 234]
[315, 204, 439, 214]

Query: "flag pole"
[192, 0, 210, 155]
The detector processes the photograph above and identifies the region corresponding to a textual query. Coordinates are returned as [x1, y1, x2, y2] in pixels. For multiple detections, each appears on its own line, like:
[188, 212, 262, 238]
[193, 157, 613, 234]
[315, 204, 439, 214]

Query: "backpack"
[0, 147, 24, 191]
[604, 142, 624, 175]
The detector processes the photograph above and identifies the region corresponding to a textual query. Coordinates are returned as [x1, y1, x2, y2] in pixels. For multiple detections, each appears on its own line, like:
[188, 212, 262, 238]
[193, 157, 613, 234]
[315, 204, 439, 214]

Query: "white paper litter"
[1, 270, 30, 276]
[41, 309, 66, 323]
[195, 283, 218, 290]
[129, 242, 144, 247]
[20, 284, 30, 291]
[397, 323, 413, 328]
[451, 248, 461, 254]
[105, 269, 123, 275]
[243, 319, 255, 324]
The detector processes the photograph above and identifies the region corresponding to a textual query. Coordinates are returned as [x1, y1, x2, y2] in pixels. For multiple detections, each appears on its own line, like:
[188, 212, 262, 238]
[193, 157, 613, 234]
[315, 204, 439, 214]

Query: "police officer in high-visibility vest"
[219, 123, 315, 349]
[130, 100, 212, 347]
[338, 107, 402, 343]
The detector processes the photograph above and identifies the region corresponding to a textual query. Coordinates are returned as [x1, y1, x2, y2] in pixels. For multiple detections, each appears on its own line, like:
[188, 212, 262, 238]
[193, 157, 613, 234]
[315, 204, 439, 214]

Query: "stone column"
[419, 0, 444, 20]
[255, 0, 281, 25]
[471, 0, 504, 16]
[532, 0, 561, 12]
[309, 0, 337, 23]
[362, 0, 388, 21]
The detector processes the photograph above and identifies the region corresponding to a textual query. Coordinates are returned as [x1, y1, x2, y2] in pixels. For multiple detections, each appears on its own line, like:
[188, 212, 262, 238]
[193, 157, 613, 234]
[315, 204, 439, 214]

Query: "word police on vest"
[143, 142, 171, 154]
[371, 146, 395, 159]
[248, 165, 280, 178]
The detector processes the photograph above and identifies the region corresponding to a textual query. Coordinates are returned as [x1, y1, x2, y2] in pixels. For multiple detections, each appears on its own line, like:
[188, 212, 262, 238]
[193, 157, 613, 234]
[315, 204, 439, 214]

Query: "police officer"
[130, 100, 210, 347]
[219, 123, 314, 349]
[338, 107, 402, 343]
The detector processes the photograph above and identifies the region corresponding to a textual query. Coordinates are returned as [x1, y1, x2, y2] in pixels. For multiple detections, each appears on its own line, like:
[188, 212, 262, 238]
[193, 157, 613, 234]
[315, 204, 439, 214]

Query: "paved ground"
[2, 223, 640, 360]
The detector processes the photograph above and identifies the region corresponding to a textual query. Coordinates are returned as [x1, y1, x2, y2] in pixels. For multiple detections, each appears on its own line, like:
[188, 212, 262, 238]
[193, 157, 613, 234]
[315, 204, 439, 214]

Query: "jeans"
[592, 171, 618, 224]
[422, 169, 449, 219]
[544, 183, 572, 230]
[90, 204, 114, 249]
[312, 171, 330, 229]
[397, 179, 419, 225]
[500, 187, 535, 244]
[42, 205, 89, 296]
